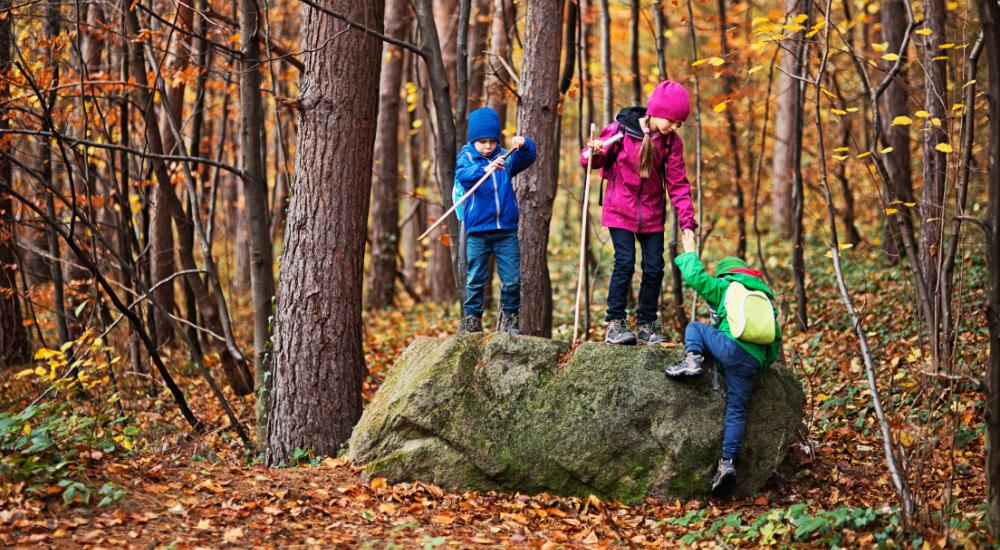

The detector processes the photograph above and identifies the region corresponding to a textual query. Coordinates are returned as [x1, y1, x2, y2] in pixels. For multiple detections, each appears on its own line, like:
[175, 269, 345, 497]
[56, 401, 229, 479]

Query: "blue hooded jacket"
[454, 138, 536, 234]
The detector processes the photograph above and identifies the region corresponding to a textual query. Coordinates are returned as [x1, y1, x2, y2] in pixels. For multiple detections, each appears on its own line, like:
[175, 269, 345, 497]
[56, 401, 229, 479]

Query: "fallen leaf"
[222, 527, 244, 543]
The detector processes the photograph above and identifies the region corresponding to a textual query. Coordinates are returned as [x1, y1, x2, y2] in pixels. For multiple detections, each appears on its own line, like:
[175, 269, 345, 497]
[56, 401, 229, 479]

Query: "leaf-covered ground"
[1, 239, 993, 547]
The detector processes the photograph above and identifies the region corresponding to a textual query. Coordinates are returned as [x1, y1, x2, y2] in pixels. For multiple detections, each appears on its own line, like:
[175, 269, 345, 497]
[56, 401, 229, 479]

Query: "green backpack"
[724, 281, 776, 344]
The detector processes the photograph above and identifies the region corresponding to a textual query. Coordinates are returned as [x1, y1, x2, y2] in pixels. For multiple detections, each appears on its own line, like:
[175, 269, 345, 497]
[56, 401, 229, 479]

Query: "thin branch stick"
[297, 0, 423, 57]
[0, 128, 245, 177]
[811, 0, 913, 522]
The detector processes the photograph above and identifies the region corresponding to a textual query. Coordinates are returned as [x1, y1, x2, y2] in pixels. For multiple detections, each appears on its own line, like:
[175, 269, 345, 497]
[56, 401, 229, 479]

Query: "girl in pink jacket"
[580, 80, 698, 345]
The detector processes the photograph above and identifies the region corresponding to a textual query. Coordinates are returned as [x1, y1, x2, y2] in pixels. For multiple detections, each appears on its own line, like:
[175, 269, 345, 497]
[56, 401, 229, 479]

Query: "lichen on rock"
[348, 333, 804, 503]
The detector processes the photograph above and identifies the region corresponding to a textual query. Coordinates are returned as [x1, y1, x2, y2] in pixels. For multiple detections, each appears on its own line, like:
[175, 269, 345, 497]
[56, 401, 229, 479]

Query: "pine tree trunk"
[976, 0, 1000, 535]
[598, 0, 613, 123]
[878, 0, 914, 260]
[485, 0, 513, 116]
[149, 0, 197, 346]
[367, 0, 411, 310]
[771, 0, 800, 237]
[629, 0, 641, 105]
[239, 0, 277, 442]
[467, 0, 490, 107]
[402, 54, 425, 288]
[266, 1, 384, 465]
[717, 0, 746, 258]
[920, 0, 948, 301]
[0, 1, 31, 364]
[516, 0, 565, 337]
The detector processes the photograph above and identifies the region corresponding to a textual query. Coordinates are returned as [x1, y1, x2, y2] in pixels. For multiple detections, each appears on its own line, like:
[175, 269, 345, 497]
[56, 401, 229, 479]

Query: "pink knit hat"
[646, 80, 691, 122]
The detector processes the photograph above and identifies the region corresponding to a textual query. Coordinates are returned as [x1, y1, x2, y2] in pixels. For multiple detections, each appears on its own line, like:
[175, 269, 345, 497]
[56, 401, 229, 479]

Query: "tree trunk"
[436, 0, 459, 95]
[122, 0, 253, 394]
[367, 0, 411, 309]
[654, 1, 668, 79]
[485, 0, 514, 116]
[717, 0, 746, 258]
[771, 0, 799, 237]
[44, 1, 70, 346]
[240, 0, 277, 444]
[516, 0, 564, 337]
[0, 1, 31, 364]
[149, 0, 197, 346]
[598, 0, 613, 123]
[920, 0, 948, 302]
[266, 1, 384, 465]
[790, 0, 810, 331]
[402, 52, 425, 287]
[467, 0, 490, 107]
[413, 0, 464, 298]
[878, 0, 914, 260]
[976, 0, 1000, 535]
[629, 0, 641, 105]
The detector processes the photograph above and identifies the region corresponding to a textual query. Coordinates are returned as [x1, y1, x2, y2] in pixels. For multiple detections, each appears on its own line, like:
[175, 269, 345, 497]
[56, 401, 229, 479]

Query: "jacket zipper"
[636, 172, 644, 229]
[492, 170, 501, 229]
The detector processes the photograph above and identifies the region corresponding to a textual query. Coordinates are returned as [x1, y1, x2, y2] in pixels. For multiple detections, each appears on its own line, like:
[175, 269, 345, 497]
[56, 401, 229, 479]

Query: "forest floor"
[0, 237, 994, 548]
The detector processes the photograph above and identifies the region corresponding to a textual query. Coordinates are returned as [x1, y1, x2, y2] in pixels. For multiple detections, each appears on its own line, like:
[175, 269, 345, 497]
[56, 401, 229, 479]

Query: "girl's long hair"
[638, 130, 655, 178]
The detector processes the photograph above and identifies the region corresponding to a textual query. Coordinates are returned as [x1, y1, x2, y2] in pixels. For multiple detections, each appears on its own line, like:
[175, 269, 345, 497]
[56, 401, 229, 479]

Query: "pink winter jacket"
[580, 121, 697, 234]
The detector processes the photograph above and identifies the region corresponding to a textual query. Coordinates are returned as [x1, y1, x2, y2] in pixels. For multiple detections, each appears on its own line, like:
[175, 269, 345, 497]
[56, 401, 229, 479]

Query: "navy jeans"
[684, 321, 760, 460]
[606, 228, 664, 325]
[464, 229, 520, 318]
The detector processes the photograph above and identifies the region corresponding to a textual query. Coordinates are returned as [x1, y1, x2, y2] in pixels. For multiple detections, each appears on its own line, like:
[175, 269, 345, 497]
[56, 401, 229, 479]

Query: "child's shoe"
[499, 311, 522, 335]
[664, 352, 704, 378]
[457, 316, 483, 334]
[604, 319, 637, 345]
[637, 321, 668, 344]
[711, 458, 736, 496]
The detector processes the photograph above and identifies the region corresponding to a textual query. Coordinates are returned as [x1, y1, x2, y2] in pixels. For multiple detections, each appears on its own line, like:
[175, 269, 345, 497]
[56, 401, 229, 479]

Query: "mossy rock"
[348, 333, 804, 503]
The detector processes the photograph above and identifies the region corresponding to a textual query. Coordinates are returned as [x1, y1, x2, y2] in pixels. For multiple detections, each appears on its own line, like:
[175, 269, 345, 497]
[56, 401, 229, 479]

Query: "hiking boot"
[664, 352, 704, 378]
[604, 319, 637, 345]
[499, 311, 522, 335]
[636, 321, 668, 345]
[457, 316, 483, 334]
[711, 458, 736, 496]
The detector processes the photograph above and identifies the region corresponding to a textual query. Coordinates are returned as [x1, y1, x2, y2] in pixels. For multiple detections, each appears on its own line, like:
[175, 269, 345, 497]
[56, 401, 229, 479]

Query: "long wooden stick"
[418, 147, 517, 241]
[573, 124, 597, 343]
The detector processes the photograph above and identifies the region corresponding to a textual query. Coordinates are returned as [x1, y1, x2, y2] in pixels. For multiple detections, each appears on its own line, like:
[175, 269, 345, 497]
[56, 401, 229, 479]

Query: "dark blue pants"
[685, 321, 760, 460]
[606, 228, 664, 325]
[464, 229, 520, 318]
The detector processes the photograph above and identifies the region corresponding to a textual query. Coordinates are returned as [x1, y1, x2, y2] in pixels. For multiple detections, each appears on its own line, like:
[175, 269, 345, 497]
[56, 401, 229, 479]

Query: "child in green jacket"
[665, 231, 782, 496]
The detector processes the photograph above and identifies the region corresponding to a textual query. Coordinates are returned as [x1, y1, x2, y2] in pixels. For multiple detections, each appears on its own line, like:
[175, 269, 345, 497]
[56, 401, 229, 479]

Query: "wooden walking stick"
[417, 147, 518, 242]
[573, 124, 597, 344]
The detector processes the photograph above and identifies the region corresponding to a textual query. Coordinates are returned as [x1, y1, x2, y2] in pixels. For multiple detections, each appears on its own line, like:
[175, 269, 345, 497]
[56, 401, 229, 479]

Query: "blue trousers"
[464, 229, 520, 318]
[606, 228, 665, 324]
[684, 321, 760, 460]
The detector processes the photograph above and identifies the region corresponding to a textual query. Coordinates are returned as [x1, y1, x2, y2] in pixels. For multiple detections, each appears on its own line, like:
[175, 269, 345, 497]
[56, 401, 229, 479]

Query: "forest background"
[1, 0, 999, 546]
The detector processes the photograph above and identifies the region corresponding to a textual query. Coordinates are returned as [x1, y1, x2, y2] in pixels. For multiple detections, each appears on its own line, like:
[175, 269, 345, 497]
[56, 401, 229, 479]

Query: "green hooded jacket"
[674, 252, 782, 369]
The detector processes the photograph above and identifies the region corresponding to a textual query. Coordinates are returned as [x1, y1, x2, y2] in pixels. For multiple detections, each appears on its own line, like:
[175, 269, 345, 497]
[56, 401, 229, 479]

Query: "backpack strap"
[660, 133, 676, 224]
[597, 122, 624, 207]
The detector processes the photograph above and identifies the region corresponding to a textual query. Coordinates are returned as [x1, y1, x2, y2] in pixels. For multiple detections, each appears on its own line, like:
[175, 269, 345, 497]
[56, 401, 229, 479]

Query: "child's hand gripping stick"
[582, 132, 624, 160]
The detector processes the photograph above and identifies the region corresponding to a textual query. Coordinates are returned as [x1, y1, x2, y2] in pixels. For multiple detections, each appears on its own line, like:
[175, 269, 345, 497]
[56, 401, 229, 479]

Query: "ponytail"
[638, 131, 654, 178]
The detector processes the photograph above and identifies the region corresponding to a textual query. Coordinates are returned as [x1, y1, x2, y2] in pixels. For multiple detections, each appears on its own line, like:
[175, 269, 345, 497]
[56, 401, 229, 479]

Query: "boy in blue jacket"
[455, 107, 536, 335]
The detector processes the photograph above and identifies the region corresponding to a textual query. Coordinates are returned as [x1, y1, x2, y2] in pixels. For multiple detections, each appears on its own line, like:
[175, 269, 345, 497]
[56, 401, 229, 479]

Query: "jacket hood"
[615, 106, 648, 137]
[722, 272, 775, 299]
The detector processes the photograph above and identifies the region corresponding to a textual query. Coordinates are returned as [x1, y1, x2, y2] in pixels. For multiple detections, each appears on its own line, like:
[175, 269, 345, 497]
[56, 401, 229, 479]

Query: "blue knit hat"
[467, 107, 501, 143]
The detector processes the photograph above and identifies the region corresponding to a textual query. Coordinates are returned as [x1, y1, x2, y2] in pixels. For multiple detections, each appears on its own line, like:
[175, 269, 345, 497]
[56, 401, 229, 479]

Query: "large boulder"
[348, 333, 804, 503]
